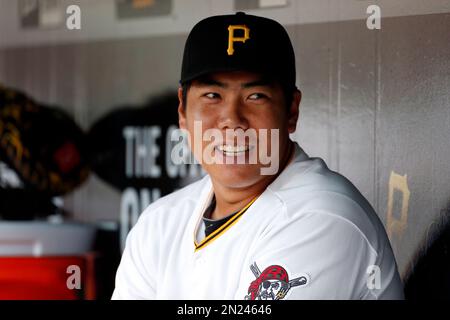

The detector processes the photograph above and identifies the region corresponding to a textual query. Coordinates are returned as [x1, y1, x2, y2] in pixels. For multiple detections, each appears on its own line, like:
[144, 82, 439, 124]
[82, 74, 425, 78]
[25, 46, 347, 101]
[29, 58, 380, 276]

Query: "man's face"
[178, 71, 300, 190]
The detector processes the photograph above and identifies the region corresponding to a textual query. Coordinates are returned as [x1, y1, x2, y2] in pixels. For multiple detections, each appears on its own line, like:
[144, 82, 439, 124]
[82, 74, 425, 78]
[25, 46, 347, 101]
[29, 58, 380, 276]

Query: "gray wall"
[1, 1, 449, 278]
[293, 14, 450, 277]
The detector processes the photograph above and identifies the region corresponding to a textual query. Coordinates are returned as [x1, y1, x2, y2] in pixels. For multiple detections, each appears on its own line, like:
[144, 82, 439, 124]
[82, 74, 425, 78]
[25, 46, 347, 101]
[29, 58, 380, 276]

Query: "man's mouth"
[216, 144, 251, 156]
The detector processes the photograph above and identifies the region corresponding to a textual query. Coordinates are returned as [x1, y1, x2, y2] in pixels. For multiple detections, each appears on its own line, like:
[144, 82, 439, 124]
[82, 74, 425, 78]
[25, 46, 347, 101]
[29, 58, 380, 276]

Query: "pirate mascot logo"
[245, 262, 309, 300]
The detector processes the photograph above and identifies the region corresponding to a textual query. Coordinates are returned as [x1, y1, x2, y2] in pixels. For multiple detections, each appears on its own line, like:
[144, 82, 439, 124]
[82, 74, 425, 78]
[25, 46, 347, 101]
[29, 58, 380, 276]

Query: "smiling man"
[112, 12, 404, 300]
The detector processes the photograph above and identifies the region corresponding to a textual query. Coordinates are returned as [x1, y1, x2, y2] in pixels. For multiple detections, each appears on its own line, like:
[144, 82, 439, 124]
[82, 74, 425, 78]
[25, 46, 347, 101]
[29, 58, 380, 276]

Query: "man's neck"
[210, 141, 296, 220]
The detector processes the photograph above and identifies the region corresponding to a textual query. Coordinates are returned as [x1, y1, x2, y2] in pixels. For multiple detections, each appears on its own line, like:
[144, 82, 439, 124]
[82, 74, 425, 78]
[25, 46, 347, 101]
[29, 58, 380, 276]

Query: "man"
[112, 12, 404, 300]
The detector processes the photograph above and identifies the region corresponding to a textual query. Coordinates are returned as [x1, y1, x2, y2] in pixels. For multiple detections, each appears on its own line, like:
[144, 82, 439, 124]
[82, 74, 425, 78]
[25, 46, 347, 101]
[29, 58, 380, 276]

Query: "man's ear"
[287, 89, 301, 134]
[178, 87, 186, 130]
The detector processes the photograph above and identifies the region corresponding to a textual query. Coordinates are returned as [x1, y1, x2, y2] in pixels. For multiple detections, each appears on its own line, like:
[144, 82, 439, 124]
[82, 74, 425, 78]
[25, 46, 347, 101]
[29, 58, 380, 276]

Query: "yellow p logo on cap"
[227, 25, 250, 56]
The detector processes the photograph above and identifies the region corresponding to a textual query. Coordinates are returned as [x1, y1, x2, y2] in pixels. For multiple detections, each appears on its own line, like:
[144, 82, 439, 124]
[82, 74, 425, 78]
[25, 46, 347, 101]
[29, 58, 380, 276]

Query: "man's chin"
[208, 167, 271, 189]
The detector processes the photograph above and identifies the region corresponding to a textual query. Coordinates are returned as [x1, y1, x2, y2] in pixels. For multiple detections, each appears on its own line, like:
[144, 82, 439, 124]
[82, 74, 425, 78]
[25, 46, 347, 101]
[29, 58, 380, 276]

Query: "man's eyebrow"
[193, 76, 275, 88]
[194, 77, 227, 88]
[241, 79, 275, 88]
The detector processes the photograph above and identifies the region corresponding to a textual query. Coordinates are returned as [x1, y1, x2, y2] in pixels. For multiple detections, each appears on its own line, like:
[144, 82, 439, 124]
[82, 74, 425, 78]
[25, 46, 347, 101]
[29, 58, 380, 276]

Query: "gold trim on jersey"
[194, 196, 258, 251]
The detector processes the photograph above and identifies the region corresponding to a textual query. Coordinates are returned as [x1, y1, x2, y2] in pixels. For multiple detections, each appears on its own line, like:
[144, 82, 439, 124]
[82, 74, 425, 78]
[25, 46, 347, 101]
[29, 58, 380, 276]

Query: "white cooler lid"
[0, 221, 97, 256]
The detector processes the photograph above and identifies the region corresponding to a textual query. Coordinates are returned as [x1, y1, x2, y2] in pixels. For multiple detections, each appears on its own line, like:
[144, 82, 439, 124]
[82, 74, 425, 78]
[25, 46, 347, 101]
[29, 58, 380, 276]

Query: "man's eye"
[204, 93, 220, 99]
[248, 93, 267, 100]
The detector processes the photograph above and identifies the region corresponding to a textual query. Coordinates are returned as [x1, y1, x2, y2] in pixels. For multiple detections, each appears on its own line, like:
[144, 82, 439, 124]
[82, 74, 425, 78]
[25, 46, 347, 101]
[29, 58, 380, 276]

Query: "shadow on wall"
[403, 202, 450, 300]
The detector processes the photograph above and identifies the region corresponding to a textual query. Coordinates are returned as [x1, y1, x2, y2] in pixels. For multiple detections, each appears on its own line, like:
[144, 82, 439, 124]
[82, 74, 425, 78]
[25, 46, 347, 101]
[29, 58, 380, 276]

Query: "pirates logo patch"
[245, 262, 309, 300]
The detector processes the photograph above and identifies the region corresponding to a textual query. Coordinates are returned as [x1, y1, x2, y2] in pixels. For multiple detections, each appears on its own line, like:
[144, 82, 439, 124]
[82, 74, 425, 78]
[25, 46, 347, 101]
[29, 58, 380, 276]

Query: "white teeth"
[217, 145, 249, 154]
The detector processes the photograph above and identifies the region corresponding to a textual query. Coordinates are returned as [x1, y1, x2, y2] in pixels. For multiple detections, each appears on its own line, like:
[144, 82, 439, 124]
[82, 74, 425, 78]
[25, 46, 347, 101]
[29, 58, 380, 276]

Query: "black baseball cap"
[180, 12, 297, 90]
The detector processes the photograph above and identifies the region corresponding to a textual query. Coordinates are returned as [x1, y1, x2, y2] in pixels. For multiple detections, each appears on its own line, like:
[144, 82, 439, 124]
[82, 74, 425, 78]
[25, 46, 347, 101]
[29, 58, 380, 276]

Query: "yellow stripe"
[194, 196, 258, 251]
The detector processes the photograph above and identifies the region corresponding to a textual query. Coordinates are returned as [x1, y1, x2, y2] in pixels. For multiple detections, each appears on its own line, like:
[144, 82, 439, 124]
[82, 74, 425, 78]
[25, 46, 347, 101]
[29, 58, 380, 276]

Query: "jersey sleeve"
[236, 210, 404, 300]
[111, 214, 157, 300]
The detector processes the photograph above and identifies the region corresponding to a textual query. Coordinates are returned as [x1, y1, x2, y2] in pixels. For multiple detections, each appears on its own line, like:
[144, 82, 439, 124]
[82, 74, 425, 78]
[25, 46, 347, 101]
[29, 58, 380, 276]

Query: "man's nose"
[216, 97, 249, 130]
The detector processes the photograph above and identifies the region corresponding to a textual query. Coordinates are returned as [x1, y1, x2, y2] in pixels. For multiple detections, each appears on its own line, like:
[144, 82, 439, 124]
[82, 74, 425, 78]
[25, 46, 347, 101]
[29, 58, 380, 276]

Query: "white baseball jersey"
[112, 143, 404, 300]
